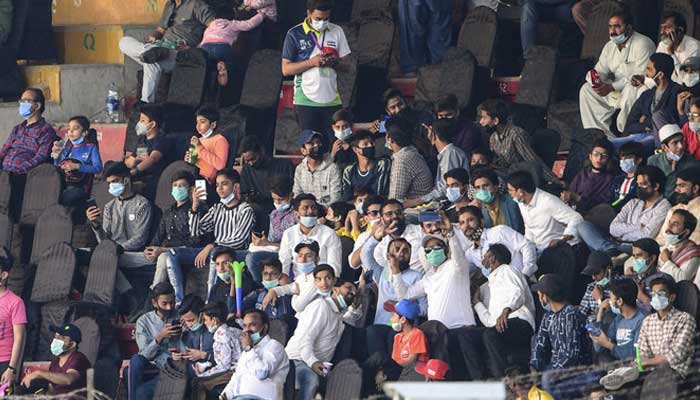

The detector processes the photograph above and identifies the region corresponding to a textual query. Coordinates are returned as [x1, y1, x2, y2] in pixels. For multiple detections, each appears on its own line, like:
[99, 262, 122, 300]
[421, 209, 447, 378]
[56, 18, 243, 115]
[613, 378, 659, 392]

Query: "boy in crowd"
[387, 300, 428, 371]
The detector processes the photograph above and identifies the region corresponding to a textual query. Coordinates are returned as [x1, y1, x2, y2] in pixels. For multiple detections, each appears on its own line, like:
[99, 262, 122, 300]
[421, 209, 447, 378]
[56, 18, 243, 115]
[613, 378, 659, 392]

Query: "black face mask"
[308, 147, 324, 159]
[484, 124, 497, 134]
[360, 147, 376, 159]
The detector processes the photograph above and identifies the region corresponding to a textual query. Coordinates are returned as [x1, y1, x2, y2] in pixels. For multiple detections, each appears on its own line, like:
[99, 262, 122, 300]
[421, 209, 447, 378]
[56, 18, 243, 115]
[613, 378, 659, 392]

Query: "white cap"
[658, 124, 682, 144]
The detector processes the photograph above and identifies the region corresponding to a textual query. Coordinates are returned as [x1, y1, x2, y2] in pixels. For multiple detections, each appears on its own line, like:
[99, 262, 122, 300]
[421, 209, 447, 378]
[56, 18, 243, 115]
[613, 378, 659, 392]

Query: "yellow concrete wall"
[21, 66, 62, 103]
[54, 26, 125, 64]
[52, 0, 168, 26]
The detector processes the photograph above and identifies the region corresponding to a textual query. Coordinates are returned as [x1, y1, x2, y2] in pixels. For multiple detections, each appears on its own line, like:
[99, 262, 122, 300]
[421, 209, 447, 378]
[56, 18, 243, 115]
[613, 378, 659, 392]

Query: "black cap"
[49, 323, 82, 344]
[531, 274, 562, 297]
[294, 240, 320, 254]
[582, 251, 611, 276]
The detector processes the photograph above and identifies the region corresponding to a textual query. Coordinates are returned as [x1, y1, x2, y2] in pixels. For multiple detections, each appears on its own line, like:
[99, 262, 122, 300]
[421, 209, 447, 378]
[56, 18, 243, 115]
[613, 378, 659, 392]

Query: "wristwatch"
[7, 366, 16, 374]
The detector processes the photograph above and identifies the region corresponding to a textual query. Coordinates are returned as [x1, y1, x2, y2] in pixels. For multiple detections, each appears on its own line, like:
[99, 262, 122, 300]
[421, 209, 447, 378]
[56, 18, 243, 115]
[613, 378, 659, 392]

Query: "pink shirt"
[199, 14, 264, 47]
[0, 290, 26, 362]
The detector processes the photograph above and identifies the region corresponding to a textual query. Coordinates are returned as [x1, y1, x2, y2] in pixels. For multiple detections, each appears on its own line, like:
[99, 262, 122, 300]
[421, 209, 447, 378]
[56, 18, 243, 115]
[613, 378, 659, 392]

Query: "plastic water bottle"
[106, 82, 120, 123]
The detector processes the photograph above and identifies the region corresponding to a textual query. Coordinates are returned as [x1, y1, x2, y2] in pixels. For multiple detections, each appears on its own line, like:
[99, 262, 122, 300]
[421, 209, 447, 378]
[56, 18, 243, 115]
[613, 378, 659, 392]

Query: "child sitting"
[388, 300, 428, 371]
[324, 201, 360, 240]
[242, 259, 293, 322]
[185, 105, 229, 185]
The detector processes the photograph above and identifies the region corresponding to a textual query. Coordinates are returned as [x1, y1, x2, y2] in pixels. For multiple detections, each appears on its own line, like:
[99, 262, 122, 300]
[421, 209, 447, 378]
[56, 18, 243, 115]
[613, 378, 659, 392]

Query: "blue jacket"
[181, 326, 214, 378]
[54, 141, 103, 174]
[609, 174, 638, 213]
[481, 193, 525, 234]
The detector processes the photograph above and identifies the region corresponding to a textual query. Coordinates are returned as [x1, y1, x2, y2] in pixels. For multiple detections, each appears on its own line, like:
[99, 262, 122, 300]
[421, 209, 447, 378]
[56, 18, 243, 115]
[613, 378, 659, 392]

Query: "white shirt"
[595, 31, 655, 92]
[462, 225, 538, 277]
[278, 223, 342, 276]
[375, 224, 425, 273]
[223, 335, 289, 400]
[517, 189, 583, 252]
[296, 23, 351, 104]
[349, 228, 373, 269]
[657, 35, 700, 84]
[392, 235, 475, 329]
[474, 264, 536, 331]
[285, 297, 345, 367]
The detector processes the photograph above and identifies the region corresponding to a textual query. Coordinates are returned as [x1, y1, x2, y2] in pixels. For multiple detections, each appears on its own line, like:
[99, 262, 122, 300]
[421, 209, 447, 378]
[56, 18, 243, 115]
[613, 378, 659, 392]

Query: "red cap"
[415, 359, 449, 380]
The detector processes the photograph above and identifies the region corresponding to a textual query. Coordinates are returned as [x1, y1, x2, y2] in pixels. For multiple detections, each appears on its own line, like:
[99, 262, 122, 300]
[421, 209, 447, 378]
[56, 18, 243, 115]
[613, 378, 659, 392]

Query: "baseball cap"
[415, 359, 449, 380]
[582, 251, 611, 276]
[658, 124, 682, 144]
[531, 274, 562, 297]
[384, 299, 420, 321]
[681, 56, 700, 72]
[49, 323, 82, 344]
[294, 240, 320, 254]
[421, 234, 446, 248]
[297, 129, 324, 147]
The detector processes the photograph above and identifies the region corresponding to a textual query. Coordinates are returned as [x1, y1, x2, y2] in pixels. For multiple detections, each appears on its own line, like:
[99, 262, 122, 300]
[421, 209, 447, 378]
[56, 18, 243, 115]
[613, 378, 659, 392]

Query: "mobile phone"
[85, 198, 97, 209]
[195, 179, 207, 201]
[418, 211, 440, 222]
[379, 120, 387, 133]
[168, 347, 180, 353]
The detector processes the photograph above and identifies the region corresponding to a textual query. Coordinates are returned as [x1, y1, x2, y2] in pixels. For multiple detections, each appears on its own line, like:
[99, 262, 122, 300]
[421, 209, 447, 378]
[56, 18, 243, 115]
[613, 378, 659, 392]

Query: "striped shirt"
[489, 122, 559, 183]
[189, 201, 255, 250]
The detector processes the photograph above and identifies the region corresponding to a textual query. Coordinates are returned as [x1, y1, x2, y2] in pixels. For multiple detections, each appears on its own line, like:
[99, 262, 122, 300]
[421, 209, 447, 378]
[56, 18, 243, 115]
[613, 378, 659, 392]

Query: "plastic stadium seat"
[325, 359, 363, 400]
[457, 6, 498, 69]
[414, 47, 476, 110]
[29, 205, 73, 265]
[82, 240, 119, 306]
[31, 242, 75, 303]
[20, 164, 61, 226]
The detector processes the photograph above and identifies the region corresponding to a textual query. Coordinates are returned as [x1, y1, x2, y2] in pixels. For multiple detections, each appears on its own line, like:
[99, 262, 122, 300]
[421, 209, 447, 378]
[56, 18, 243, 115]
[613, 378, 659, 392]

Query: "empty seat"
[457, 6, 498, 69]
[30, 205, 73, 265]
[325, 359, 363, 400]
[414, 47, 476, 110]
[153, 359, 188, 400]
[82, 240, 119, 306]
[167, 48, 208, 108]
[516, 46, 558, 109]
[0, 171, 12, 217]
[674, 280, 700, 322]
[31, 242, 76, 303]
[71, 316, 101, 366]
[240, 49, 283, 110]
[351, 0, 392, 21]
[20, 164, 61, 226]
[337, 53, 359, 109]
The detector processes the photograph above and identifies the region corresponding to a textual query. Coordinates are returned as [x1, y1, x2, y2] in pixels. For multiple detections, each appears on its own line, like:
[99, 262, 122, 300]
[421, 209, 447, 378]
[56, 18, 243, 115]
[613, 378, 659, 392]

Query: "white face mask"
[334, 128, 352, 141]
[202, 128, 214, 138]
[684, 72, 700, 88]
[136, 121, 149, 136]
[311, 19, 328, 32]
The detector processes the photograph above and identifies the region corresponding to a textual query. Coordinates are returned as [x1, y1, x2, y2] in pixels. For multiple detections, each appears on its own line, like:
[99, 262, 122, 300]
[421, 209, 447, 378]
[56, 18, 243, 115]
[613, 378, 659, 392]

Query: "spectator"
[457, 206, 537, 278]
[50, 116, 103, 207]
[468, 244, 536, 378]
[245, 175, 296, 282]
[591, 278, 646, 362]
[86, 161, 154, 297]
[397, 0, 453, 77]
[119, 0, 214, 103]
[194, 302, 243, 380]
[472, 167, 524, 233]
[239, 135, 295, 215]
[207, 246, 259, 316]
[176, 295, 213, 379]
[442, 168, 471, 223]
[341, 130, 391, 200]
[657, 209, 700, 282]
[329, 108, 356, 166]
[124, 104, 173, 200]
[657, 167, 700, 246]
[681, 97, 700, 159]
[435, 93, 484, 160]
[520, 0, 576, 53]
[362, 88, 407, 135]
[0, 248, 25, 386]
[148, 171, 203, 305]
[278, 194, 342, 275]
[185, 105, 229, 185]
[129, 282, 183, 400]
[388, 300, 428, 371]
[293, 129, 342, 207]
[478, 99, 561, 185]
[20, 323, 90, 396]
[648, 124, 700, 197]
[577, 165, 670, 256]
[677, 58, 700, 118]
[347, 195, 386, 270]
[0, 88, 57, 217]
[610, 141, 644, 213]
[624, 238, 673, 312]
[579, 8, 655, 135]
[386, 117, 433, 202]
[324, 201, 358, 240]
[656, 12, 700, 85]
[281, 0, 351, 135]
[267, 240, 323, 314]
[242, 259, 293, 321]
[469, 147, 495, 170]
[221, 309, 290, 400]
[507, 171, 583, 254]
[285, 265, 357, 400]
[560, 138, 615, 214]
[578, 251, 612, 317]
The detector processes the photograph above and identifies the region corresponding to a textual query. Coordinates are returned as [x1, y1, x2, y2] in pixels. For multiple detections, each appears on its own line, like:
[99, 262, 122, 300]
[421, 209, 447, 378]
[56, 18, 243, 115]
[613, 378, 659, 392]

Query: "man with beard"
[648, 124, 700, 197]
[239, 135, 294, 213]
[457, 206, 537, 279]
[676, 57, 700, 121]
[577, 166, 671, 256]
[293, 129, 342, 207]
[656, 167, 700, 246]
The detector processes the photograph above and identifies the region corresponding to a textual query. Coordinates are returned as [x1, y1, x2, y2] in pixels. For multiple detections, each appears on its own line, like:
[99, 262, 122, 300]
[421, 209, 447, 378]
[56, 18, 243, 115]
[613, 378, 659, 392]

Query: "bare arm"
[9, 324, 25, 373]
[37, 369, 81, 386]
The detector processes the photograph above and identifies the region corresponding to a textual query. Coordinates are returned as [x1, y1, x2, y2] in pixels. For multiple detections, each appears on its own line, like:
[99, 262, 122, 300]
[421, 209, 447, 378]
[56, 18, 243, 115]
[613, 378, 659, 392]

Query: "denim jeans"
[200, 42, 235, 75]
[244, 250, 279, 283]
[520, 0, 575, 52]
[576, 221, 633, 254]
[127, 355, 159, 400]
[398, 0, 453, 73]
[165, 247, 203, 304]
[609, 131, 656, 154]
[293, 360, 320, 400]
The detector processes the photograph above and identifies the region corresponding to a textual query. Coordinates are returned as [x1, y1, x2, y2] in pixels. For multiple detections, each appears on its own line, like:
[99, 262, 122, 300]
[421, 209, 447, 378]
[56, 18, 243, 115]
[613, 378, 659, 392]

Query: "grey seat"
[20, 164, 61, 226]
[71, 316, 101, 365]
[30, 205, 73, 265]
[457, 6, 498, 69]
[82, 240, 119, 306]
[31, 242, 76, 303]
[414, 47, 476, 110]
[325, 359, 363, 400]
[268, 319, 290, 346]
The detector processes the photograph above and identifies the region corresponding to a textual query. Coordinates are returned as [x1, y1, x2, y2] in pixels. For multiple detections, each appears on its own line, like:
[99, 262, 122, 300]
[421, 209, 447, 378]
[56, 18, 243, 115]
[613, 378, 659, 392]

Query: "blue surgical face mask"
[190, 321, 203, 332]
[667, 151, 682, 162]
[336, 293, 348, 310]
[300, 216, 318, 228]
[664, 232, 683, 246]
[220, 191, 237, 205]
[274, 202, 290, 212]
[217, 271, 231, 282]
[384, 139, 392, 151]
[70, 136, 85, 145]
[355, 202, 364, 215]
[171, 186, 189, 202]
[108, 182, 125, 197]
[610, 32, 628, 44]
[202, 128, 214, 138]
[250, 331, 262, 344]
[542, 303, 552, 312]
[632, 258, 650, 274]
[446, 187, 463, 203]
[651, 294, 670, 311]
[475, 189, 495, 204]
[262, 279, 279, 289]
[318, 289, 332, 297]
[208, 324, 218, 334]
[50, 338, 66, 356]
[610, 303, 621, 315]
[19, 102, 34, 119]
[619, 158, 636, 174]
[296, 261, 316, 274]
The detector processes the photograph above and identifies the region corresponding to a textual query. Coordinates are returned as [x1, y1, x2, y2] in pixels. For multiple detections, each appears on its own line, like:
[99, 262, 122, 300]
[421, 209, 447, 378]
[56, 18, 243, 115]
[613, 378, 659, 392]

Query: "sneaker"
[140, 46, 171, 64]
[600, 366, 639, 391]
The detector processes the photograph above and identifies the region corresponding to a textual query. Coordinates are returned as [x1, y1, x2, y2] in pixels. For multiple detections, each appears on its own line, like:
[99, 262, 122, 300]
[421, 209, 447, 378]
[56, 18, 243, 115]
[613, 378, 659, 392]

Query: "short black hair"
[650, 53, 675, 80]
[610, 278, 638, 307]
[196, 104, 220, 123]
[362, 195, 385, 214]
[202, 301, 227, 322]
[471, 167, 499, 187]
[332, 108, 353, 124]
[261, 258, 282, 274]
[471, 147, 494, 162]
[238, 135, 264, 155]
[69, 116, 91, 132]
[507, 170, 536, 194]
[632, 237, 660, 257]
[152, 281, 175, 299]
[619, 141, 645, 160]
[431, 118, 457, 143]
[676, 166, 700, 186]
[349, 130, 374, 146]
[329, 201, 353, 225]
[380, 199, 404, 215]
[610, 6, 633, 26]
[487, 243, 511, 265]
[382, 88, 405, 108]
[591, 137, 614, 156]
[662, 11, 687, 33]
[0, 247, 13, 274]
[444, 168, 470, 185]
[435, 93, 459, 113]
[636, 165, 666, 195]
[212, 246, 235, 261]
[477, 98, 509, 124]
[25, 87, 46, 113]
[139, 104, 164, 128]
[292, 193, 317, 211]
[178, 294, 204, 316]
[385, 116, 414, 148]
[649, 276, 677, 296]
[104, 161, 130, 178]
[269, 175, 294, 198]
[673, 208, 698, 234]
[458, 205, 482, 222]
[388, 237, 410, 249]
[171, 170, 195, 186]
[216, 168, 241, 184]
[312, 263, 335, 278]
[243, 308, 269, 327]
[307, 0, 334, 11]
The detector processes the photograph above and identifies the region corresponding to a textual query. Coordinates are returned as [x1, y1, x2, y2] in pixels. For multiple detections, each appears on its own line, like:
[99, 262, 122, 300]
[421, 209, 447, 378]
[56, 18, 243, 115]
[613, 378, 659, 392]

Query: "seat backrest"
[414, 47, 476, 110]
[531, 128, 562, 169]
[0, 213, 12, 252]
[457, 6, 498, 69]
[674, 280, 700, 322]
[325, 359, 363, 400]
[82, 240, 119, 306]
[515, 46, 558, 109]
[153, 359, 188, 400]
[350, 0, 392, 21]
[31, 242, 76, 303]
[580, 0, 624, 60]
[154, 161, 197, 211]
[71, 316, 101, 366]
[166, 48, 208, 107]
[337, 53, 359, 109]
[6, 0, 30, 52]
[0, 171, 11, 217]
[662, 0, 695, 37]
[30, 204, 73, 264]
[355, 16, 395, 69]
[20, 164, 61, 226]
[240, 49, 283, 109]
[268, 319, 290, 346]
[90, 177, 112, 211]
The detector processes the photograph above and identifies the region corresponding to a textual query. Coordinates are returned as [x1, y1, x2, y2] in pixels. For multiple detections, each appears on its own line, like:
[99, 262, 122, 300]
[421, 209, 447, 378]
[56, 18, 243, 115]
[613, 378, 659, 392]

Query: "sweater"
[195, 133, 229, 183]
[94, 194, 153, 251]
[199, 14, 264, 47]
[569, 168, 614, 213]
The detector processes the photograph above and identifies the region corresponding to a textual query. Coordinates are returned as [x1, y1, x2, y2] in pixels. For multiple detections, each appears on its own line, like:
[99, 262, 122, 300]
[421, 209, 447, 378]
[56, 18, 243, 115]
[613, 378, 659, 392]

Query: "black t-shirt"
[132, 134, 173, 178]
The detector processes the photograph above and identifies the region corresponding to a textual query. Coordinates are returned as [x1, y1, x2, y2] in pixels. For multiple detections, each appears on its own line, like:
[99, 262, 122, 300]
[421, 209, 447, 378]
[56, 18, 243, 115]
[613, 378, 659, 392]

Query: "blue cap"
[385, 299, 420, 320]
[298, 129, 323, 147]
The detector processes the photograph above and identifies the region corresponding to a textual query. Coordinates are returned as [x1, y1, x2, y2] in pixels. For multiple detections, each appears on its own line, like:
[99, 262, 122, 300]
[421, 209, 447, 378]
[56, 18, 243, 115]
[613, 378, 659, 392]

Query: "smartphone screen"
[195, 179, 207, 200]
[85, 198, 97, 209]
[419, 211, 440, 223]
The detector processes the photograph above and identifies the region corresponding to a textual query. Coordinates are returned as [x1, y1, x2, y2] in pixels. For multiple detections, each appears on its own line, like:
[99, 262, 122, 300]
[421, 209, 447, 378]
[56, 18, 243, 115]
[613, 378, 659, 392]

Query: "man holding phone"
[657, 12, 700, 85]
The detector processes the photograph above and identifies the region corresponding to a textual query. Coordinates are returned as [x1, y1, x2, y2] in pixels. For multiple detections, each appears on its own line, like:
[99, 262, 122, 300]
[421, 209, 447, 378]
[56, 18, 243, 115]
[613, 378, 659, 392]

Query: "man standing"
[398, 0, 453, 77]
[119, 0, 214, 103]
[0, 249, 25, 386]
[282, 0, 351, 135]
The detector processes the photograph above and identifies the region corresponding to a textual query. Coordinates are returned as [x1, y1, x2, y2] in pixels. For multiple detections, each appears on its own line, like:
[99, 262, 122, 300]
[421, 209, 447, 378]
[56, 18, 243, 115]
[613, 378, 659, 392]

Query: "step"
[52, 0, 167, 26]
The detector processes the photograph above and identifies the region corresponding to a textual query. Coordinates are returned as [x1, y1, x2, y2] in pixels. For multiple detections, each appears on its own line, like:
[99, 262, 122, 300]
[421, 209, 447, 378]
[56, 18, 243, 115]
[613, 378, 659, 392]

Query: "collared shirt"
[153, 200, 201, 248]
[657, 35, 700, 84]
[292, 155, 342, 206]
[489, 122, 560, 183]
[656, 197, 700, 245]
[388, 146, 433, 201]
[609, 197, 671, 242]
[196, 325, 243, 377]
[160, 0, 215, 47]
[459, 225, 537, 277]
[224, 335, 289, 400]
[422, 144, 470, 202]
[94, 194, 153, 251]
[486, 200, 506, 227]
[0, 118, 57, 174]
[392, 235, 475, 329]
[638, 307, 696, 377]
[278, 223, 342, 276]
[181, 326, 214, 366]
[579, 281, 611, 317]
[530, 304, 591, 371]
[189, 201, 255, 250]
[595, 31, 655, 92]
[518, 189, 583, 251]
[474, 264, 536, 330]
[374, 224, 424, 273]
[285, 297, 345, 367]
[135, 311, 184, 368]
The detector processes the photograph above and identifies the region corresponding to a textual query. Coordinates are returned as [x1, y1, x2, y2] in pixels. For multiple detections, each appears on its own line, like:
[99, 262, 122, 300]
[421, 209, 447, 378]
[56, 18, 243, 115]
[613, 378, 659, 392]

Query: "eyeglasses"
[591, 151, 609, 159]
[689, 112, 700, 118]
[650, 290, 669, 297]
[424, 245, 444, 254]
[18, 99, 37, 104]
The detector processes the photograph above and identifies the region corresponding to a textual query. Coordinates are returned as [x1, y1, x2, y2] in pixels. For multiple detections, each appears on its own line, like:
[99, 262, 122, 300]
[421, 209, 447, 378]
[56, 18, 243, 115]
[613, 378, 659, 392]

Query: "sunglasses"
[424, 245, 444, 254]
